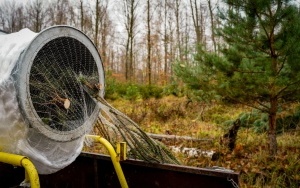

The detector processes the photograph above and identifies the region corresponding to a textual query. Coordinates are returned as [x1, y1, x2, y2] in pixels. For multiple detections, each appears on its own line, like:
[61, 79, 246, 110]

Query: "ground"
[85, 96, 300, 187]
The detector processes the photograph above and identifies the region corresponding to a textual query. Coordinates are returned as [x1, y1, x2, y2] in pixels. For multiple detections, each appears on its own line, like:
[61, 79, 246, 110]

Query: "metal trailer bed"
[0, 152, 239, 188]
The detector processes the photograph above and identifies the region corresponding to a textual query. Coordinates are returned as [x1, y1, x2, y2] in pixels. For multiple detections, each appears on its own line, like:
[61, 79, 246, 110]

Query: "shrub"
[125, 84, 141, 100]
[139, 85, 163, 99]
[104, 74, 127, 100]
[105, 76, 165, 100]
[225, 107, 300, 134]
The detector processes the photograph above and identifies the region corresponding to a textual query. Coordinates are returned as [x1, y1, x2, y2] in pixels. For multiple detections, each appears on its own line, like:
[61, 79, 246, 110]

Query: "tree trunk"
[80, 0, 84, 31]
[208, 0, 217, 52]
[101, 20, 107, 67]
[268, 98, 278, 157]
[146, 0, 151, 85]
[189, 0, 203, 46]
[163, 0, 168, 81]
[175, 0, 182, 60]
[125, 38, 130, 80]
[94, 0, 99, 48]
[123, 0, 136, 82]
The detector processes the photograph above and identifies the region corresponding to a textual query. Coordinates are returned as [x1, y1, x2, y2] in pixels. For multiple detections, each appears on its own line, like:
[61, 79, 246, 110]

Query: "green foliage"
[162, 80, 185, 97]
[104, 73, 127, 100]
[139, 84, 164, 99]
[223, 107, 300, 133]
[175, 0, 300, 107]
[125, 84, 141, 100]
[216, 0, 300, 105]
[174, 0, 300, 155]
[104, 72, 165, 100]
[172, 58, 220, 103]
[231, 110, 269, 133]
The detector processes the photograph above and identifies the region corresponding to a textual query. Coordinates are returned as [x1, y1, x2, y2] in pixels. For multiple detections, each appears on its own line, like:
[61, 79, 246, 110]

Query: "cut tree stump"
[220, 119, 241, 151]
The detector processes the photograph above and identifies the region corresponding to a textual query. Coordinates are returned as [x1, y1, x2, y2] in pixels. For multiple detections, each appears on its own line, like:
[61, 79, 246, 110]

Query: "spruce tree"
[175, 0, 300, 156]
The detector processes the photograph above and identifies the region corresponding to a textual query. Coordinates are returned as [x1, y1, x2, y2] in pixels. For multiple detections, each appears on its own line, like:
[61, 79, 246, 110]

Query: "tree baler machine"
[0, 26, 238, 188]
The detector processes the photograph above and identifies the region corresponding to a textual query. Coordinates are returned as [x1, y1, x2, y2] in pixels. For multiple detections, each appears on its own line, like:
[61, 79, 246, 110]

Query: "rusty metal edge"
[80, 151, 239, 179]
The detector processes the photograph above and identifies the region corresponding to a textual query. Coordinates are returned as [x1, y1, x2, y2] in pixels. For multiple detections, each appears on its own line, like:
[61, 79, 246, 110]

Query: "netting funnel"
[0, 26, 104, 174]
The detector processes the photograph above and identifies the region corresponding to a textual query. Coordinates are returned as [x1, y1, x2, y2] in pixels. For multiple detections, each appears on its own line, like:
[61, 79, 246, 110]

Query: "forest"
[0, 0, 217, 84]
[1, 0, 300, 187]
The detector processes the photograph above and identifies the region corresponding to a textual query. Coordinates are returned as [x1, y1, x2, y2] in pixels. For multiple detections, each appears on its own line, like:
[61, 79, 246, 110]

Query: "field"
[88, 95, 300, 187]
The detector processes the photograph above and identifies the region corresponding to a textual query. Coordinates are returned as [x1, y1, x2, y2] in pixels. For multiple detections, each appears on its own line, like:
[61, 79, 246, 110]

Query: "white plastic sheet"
[0, 28, 91, 174]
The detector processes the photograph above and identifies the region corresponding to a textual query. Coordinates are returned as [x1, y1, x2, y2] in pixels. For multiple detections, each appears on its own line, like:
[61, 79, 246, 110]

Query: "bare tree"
[183, 3, 190, 61]
[97, 2, 107, 50]
[0, 0, 18, 32]
[76, 0, 93, 35]
[91, 0, 112, 70]
[0, 6, 4, 30]
[15, 5, 26, 31]
[48, 0, 72, 26]
[163, 0, 168, 80]
[26, 0, 46, 32]
[156, 0, 177, 82]
[0, 0, 221, 86]
[174, 0, 183, 60]
[123, 0, 139, 81]
[208, 0, 217, 52]
[146, 0, 151, 85]
[189, 0, 207, 46]
[94, 0, 100, 47]
[80, 0, 84, 31]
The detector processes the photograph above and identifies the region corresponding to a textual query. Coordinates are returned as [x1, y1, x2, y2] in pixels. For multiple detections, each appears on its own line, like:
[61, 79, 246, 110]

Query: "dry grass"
[87, 96, 300, 187]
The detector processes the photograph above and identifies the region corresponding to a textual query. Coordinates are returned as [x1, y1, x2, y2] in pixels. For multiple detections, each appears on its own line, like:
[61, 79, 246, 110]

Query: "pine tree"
[175, 0, 300, 157]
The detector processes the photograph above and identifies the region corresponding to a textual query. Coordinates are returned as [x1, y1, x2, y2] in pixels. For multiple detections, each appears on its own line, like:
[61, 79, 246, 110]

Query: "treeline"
[0, 0, 218, 85]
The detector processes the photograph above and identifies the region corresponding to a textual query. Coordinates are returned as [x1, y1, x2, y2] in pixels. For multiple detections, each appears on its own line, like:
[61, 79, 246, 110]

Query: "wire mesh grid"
[29, 37, 99, 133]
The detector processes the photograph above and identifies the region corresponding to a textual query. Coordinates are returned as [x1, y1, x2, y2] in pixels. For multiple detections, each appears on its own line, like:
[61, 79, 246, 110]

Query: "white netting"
[0, 27, 103, 174]
[0, 29, 37, 157]
[0, 27, 179, 175]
